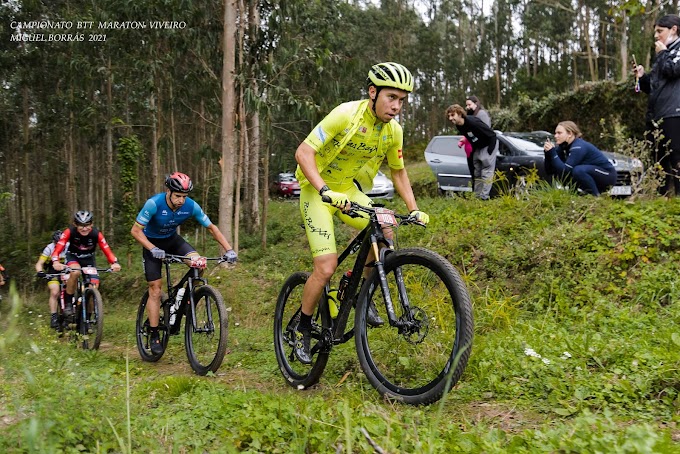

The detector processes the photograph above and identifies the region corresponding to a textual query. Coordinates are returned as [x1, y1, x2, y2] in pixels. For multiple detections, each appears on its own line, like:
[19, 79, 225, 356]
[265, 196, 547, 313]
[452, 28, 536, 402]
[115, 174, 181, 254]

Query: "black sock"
[298, 312, 312, 332]
[150, 326, 159, 337]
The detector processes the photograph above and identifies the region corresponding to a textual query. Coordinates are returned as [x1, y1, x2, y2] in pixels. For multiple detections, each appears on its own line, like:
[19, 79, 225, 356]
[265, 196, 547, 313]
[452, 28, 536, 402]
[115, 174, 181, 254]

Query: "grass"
[1, 189, 680, 452]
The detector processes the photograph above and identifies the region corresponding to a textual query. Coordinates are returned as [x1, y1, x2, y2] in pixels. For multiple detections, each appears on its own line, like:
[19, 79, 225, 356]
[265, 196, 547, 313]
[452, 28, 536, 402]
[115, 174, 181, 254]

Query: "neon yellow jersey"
[295, 100, 405, 189]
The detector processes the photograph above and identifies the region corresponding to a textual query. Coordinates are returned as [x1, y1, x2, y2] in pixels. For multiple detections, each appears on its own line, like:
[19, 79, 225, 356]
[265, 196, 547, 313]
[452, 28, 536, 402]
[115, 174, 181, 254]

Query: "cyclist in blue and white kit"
[131, 172, 237, 354]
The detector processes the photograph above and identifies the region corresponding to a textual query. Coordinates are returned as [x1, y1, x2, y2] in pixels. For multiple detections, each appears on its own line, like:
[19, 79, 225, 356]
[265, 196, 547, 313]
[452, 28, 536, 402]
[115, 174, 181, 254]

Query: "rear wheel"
[273, 272, 331, 389]
[184, 285, 228, 375]
[136, 291, 170, 362]
[355, 248, 474, 405]
[80, 288, 104, 350]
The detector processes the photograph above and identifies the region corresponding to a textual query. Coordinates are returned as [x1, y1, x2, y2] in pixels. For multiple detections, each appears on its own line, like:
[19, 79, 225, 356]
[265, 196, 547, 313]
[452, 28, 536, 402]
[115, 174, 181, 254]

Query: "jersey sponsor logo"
[314, 126, 327, 143]
[359, 126, 367, 133]
[345, 141, 378, 153]
[398, 149, 403, 159]
[161, 210, 168, 215]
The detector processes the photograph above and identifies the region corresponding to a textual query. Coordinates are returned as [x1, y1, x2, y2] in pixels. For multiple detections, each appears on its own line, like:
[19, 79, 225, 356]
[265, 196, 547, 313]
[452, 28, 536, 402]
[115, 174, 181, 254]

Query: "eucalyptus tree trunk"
[67, 105, 77, 215]
[494, 3, 501, 105]
[246, 0, 261, 231]
[642, 0, 661, 68]
[88, 143, 95, 211]
[150, 93, 160, 192]
[22, 84, 31, 240]
[169, 83, 178, 172]
[219, 0, 238, 248]
[578, 0, 597, 81]
[106, 57, 114, 238]
[619, 13, 629, 82]
[261, 125, 268, 250]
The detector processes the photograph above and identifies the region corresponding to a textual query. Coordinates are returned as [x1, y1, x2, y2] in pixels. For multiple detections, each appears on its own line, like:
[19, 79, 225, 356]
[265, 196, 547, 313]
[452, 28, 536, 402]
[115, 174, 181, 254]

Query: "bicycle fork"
[370, 237, 413, 330]
[186, 271, 213, 334]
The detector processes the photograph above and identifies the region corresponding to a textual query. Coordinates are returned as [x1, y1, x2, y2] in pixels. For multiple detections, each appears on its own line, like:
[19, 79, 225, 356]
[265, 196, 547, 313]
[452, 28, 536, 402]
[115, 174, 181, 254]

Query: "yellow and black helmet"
[366, 62, 414, 93]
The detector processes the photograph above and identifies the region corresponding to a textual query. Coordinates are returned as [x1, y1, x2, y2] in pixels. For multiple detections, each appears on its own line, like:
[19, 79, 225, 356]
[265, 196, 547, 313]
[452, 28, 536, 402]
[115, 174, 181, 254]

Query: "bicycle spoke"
[274, 272, 330, 388]
[356, 248, 474, 405]
[185, 286, 228, 375]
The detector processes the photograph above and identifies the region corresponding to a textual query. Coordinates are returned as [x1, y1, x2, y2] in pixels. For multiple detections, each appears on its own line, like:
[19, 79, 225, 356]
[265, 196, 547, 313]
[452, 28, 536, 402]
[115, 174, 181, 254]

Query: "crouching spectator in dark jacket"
[543, 121, 616, 196]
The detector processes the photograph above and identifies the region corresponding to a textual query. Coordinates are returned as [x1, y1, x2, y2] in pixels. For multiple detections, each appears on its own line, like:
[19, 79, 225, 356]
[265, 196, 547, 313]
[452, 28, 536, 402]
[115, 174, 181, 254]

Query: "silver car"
[365, 170, 395, 200]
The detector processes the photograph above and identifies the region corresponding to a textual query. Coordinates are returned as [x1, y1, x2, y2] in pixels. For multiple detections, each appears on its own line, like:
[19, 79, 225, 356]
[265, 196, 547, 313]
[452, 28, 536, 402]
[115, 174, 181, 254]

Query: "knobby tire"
[355, 247, 474, 405]
[274, 272, 331, 389]
[184, 285, 228, 376]
[135, 291, 170, 362]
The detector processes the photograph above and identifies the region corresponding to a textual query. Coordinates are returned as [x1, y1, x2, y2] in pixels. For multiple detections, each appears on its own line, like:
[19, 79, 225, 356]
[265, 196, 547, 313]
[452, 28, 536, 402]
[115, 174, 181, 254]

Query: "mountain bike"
[41, 266, 110, 350]
[135, 254, 229, 376]
[274, 202, 474, 405]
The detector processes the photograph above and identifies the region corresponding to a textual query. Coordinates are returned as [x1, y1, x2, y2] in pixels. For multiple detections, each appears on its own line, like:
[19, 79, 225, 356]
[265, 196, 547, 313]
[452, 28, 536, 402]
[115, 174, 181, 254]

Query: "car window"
[503, 136, 544, 152]
[427, 136, 466, 158]
[498, 140, 512, 156]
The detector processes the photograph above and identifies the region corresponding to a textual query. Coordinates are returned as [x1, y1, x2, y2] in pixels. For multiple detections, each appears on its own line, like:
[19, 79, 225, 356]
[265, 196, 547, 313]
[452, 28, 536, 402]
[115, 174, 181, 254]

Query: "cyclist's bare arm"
[131, 223, 158, 251]
[206, 224, 233, 253]
[295, 142, 326, 192]
[35, 256, 47, 273]
[390, 167, 419, 212]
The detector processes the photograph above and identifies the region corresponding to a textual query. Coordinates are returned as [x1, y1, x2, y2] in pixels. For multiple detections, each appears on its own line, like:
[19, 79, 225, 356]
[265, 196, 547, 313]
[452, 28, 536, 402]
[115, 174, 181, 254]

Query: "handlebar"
[37, 267, 114, 279]
[320, 199, 426, 227]
[163, 254, 231, 267]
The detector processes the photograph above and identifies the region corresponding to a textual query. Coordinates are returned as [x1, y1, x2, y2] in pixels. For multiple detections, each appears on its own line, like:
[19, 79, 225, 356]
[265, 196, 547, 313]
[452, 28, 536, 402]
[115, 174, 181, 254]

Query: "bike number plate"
[82, 267, 98, 275]
[375, 207, 397, 227]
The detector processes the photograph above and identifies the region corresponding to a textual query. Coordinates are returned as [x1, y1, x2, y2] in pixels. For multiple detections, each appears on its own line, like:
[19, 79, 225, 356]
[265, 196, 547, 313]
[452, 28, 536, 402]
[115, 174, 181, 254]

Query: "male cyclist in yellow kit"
[293, 62, 429, 364]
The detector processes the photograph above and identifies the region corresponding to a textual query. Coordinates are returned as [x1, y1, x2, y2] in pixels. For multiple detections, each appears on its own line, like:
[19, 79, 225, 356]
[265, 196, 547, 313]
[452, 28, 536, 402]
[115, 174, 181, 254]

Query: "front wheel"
[136, 291, 170, 362]
[184, 285, 228, 376]
[273, 272, 331, 389]
[355, 247, 474, 405]
[80, 288, 104, 350]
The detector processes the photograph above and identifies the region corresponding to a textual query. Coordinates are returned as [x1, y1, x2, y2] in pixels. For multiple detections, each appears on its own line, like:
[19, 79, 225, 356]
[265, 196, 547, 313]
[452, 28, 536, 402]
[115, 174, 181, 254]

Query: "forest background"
[0, 0, 678, 278]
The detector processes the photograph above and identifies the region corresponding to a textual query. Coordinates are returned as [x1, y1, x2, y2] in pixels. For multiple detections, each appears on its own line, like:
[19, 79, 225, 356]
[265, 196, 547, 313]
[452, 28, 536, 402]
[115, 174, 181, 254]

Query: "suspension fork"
[186, 268, 212, 333]
[370, 234, 409, 327]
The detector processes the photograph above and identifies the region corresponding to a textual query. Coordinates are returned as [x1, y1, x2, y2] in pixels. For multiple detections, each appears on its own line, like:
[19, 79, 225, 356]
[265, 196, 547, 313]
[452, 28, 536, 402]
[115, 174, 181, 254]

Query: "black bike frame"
[326, 209, 411, 344]
[162, 260, 209, 332]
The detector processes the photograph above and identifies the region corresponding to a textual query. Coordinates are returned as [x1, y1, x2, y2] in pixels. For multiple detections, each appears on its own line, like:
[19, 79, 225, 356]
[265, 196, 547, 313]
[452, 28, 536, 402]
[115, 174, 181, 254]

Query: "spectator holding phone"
[633, 14, 680, 196]
[544, 121, 616, 196]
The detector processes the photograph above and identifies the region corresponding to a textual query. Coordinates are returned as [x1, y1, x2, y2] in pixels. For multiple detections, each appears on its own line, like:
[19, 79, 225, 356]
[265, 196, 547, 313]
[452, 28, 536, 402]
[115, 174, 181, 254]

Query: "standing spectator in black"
[543, 121, 616, 196]
[446, 104, 498, 200]
[465, 95, 491, 127]
[463, 95, 492, 190]
[633, 14, 680, 196]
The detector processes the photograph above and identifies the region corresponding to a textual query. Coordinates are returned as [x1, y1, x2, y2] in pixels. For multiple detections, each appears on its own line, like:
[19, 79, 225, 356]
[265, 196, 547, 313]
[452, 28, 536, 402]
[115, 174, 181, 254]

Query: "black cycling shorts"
[65, 252, 100, 284]
[142, 234, 196, 282]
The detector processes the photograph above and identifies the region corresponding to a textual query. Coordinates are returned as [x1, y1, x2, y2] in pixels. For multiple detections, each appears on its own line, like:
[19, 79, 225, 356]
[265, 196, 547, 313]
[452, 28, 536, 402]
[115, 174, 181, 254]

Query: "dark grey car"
[424, 132, 551, 194]
[425, 131, 643, 196]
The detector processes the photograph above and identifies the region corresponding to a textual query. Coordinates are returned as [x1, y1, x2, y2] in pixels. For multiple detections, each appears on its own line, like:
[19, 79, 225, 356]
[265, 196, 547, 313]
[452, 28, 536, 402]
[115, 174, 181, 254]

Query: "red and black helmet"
[165, 172, 193, 193]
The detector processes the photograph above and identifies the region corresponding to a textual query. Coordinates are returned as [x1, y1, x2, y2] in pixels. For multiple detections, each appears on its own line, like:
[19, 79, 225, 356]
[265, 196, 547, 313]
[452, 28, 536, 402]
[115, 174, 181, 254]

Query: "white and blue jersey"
[135, 193, 212, 239]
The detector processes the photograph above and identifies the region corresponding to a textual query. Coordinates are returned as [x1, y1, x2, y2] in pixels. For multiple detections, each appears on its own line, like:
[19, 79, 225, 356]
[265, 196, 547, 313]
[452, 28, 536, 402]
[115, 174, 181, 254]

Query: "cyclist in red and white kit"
[52, 211, 121, 314]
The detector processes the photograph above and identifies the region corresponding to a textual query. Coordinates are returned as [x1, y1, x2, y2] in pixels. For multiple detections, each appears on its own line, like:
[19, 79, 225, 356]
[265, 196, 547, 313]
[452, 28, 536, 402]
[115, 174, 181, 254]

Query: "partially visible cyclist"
[292, 62, 429, 364]
[51, 211, 122, 314]
[35, 230, 70, 329]
[130, 172, 237, 355]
